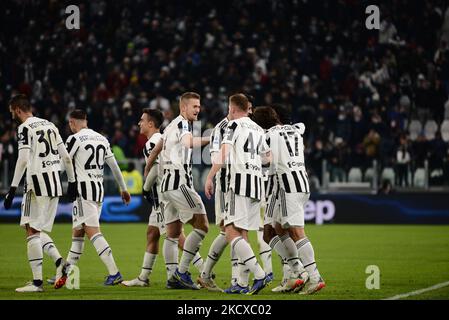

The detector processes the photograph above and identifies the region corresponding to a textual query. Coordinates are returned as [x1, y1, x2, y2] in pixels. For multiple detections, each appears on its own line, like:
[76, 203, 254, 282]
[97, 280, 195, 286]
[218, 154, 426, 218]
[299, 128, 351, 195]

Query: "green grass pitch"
[1, 223, 449, 300]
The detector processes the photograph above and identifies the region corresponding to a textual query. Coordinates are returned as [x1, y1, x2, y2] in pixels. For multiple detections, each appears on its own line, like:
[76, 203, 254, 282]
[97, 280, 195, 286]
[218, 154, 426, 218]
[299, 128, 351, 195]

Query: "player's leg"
[40, 232, 64, 274]
[66, 228, 85, 266]
[165, 219, 183, 288]
[53, 227, 85, 289]
[65, 197, 86, 267]
[198, 224, 226, 291]
[16, 225, 44, 292]
[264, 224, 290, 292]
[122, 225, 160, 287]
[284, 192, 325, 294]
[84, 224, 122, 285]
[198, 189, 227, 291]
[75, 199, 121, 285]
[159, 198, 182, 284]
[16, 192, 48, 292]
[40, 197, 67, 286]
[171, 186, 208, 289]
[179, 229, 204, 273]
[176, 214, 208, 279]
[257, 227, 273, 278]
[290, 227, 325, 294]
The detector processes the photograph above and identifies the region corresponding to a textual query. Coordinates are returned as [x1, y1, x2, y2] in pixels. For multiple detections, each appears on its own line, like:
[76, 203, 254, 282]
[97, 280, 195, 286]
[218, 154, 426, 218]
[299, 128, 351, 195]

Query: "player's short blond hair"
[229, 93, 249, 112]
[180, 92, 200, 103]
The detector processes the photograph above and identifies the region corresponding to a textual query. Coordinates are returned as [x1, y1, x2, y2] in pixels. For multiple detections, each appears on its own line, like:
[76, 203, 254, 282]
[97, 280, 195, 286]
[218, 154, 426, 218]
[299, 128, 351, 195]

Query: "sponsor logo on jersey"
[244, 162, 261, 171]
[42, 159, 61, 168]
[287, 161, 305, 168]
[88, 173, 104, 179]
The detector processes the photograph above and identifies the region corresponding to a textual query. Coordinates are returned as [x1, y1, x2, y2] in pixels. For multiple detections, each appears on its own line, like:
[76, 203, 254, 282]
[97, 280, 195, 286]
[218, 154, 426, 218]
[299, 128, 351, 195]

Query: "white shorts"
[224, 189, 261, 231]
[148, 202, 166, 235]
[72, 197, 102, 230]
[20, 190, 58, 232]
[162, 185, 206, 224]
[214, 186, 226, 226]
[275, 189, 310, 228]
[264, 183, 279, 227]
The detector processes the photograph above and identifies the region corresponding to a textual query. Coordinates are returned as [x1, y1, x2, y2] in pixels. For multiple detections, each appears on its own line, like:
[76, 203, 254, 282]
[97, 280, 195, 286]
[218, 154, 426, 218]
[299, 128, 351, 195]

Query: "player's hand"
[121, 191, 131, 205]
[205, 177, 214, 200]
[67, 182, 78, 202]
[3, 187, 17, 210]
[142, 189, 154, 206]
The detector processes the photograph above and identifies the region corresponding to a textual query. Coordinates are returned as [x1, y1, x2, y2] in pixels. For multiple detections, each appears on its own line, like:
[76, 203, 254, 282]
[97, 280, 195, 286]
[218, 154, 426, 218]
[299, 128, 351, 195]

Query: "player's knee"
[198, 223, 209, 234]
[263, 232, 273, 244]
[147, 226, 160, 239]
[289, 227, 305, 242]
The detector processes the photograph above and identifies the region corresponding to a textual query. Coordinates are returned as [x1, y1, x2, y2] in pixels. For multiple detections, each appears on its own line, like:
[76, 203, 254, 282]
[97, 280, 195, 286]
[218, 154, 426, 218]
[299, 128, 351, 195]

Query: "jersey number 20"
[84, 144, 106, 170]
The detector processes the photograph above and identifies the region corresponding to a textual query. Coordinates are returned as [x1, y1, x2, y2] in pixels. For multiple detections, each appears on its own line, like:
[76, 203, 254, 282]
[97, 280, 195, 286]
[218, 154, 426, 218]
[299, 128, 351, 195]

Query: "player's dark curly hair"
[270, 103, 291, 124]
[252, 106, 281, 129]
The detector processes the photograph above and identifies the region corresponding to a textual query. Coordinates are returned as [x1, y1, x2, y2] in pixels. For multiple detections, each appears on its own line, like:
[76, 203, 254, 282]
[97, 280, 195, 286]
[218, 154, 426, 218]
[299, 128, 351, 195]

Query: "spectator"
[395, 137, 411, 187]
[363, 129, 381, 168]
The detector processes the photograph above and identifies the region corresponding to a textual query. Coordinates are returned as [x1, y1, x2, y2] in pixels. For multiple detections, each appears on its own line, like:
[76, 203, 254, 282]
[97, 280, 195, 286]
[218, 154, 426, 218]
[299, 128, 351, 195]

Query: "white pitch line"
[383, 281, 449, 300]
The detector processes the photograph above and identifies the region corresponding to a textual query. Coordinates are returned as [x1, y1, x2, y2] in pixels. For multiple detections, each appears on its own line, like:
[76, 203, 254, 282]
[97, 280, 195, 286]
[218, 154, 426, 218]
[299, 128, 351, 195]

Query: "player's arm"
[144, 139, 163, 177]
[178, 119, 209, 149]
[181, 133, 210, 149]
[143, 165, 158, 192]
[260, 132, 272, 165]
[105, 154, 131, 205]
[205, 143, 230, 199]
[57, 143, 75, 183]
[205, 121, 238, 199]
[4, 126, 30, 209]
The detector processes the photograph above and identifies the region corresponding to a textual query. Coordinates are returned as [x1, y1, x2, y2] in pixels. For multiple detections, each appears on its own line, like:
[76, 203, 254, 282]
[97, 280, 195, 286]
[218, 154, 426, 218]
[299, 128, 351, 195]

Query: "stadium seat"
[408, 120, 422, 141]
[424, 120, 438, 140]
[381, 167, 395, 185]
[441, 120, 449, 142]
[364, 167, 374, 183]
[413, 168, 426, 187]
[348, 167, 362, 182]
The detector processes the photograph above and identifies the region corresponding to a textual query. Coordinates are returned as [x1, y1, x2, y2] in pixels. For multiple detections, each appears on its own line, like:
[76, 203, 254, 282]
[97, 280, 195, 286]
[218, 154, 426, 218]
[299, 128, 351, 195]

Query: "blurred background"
[1, 0, 449, 224]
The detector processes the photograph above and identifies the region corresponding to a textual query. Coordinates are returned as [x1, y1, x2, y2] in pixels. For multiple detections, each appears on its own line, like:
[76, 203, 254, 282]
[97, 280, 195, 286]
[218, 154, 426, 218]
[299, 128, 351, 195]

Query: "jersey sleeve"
[294, 122, 306, 135]
[177, 119, 192, 141]
[146, 135, 161, 164]
[209, 127, 221, 154]
[261, 132, 271, 153]
[259, 131, 271, 154]
[53, 125, 64, 147]
[222, 121, 239, 145]
[17, 124, 31, 151]
[65, 135, 80, 158]
[104, 141, 115, 160]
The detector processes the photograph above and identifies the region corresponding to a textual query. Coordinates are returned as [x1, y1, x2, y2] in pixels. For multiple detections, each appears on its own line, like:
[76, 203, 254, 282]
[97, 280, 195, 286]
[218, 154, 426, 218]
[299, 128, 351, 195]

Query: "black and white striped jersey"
[159, 115, 194, 192]
[266, 123, 310, 193]
[143, 132, 163, 209]
[66, 128, 115, 202]
[17, 117, 64, 197]
[210, 117, 229, 192]
[222, 117, 269, 201]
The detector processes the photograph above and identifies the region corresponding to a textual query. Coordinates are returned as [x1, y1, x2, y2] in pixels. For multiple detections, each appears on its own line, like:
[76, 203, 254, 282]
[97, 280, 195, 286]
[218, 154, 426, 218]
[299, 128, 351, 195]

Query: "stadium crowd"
[1, 0, 449, 187]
